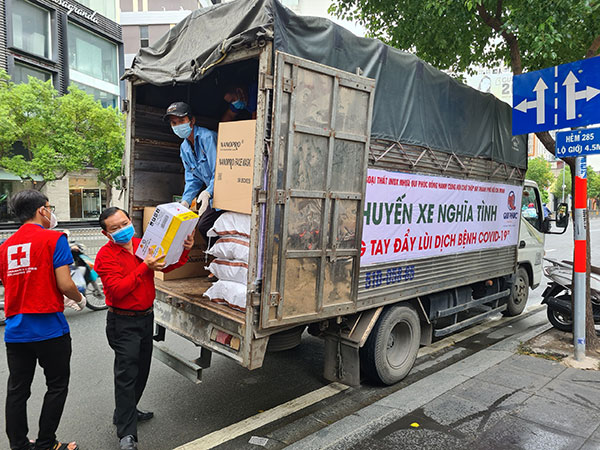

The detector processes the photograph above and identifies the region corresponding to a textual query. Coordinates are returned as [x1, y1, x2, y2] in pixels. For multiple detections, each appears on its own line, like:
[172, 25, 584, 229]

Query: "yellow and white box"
[135, 202, 199, 267]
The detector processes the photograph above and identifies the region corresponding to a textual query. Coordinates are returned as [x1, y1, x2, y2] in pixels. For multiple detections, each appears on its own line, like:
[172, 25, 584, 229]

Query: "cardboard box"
[143, 207, 155, 232]
[143, 205, 204, 249]
[213, 120, 256, 214]
[136, 202, 199, 267]
[154, 248, 209, 281]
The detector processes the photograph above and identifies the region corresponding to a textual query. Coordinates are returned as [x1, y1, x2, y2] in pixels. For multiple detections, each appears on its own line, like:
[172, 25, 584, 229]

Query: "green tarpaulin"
[123, 0, 527, 169]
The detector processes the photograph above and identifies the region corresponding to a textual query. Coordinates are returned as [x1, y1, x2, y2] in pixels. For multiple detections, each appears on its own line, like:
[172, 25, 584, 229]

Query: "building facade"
[120, 0, 203, 68]
[0, 0, 124, 225]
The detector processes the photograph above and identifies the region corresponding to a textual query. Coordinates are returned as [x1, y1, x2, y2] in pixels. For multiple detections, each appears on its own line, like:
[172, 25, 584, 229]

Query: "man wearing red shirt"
[94, 207, 194, 450]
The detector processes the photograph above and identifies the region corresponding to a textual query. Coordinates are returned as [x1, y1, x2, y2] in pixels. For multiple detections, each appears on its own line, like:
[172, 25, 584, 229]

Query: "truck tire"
[503, 267, 529, 316]
[267, 326, 305, 352]
[360, 304, 421, 385]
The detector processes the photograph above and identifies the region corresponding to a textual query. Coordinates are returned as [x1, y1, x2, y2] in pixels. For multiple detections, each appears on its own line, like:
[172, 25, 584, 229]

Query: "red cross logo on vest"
[8, 243, 31, 270]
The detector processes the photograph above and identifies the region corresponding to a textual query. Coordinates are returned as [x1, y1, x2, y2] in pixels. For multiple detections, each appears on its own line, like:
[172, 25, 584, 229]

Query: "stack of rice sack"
[203, 212, 250, 312]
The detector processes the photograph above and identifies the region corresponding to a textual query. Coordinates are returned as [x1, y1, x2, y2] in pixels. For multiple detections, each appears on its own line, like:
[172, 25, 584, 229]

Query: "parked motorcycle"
[541, 258, 600, 331]
[69, 241, 108, 311]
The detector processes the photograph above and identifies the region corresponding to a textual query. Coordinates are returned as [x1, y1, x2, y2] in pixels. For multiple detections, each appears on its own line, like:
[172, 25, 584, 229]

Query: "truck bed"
[154, 277, 245, 325]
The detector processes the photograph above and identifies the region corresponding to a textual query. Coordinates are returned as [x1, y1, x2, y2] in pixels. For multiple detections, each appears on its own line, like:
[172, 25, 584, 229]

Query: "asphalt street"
[0, 223, 597, 450]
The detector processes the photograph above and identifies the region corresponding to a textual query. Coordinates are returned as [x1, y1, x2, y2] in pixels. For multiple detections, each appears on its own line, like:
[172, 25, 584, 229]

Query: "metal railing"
[0, 227, 107, 259]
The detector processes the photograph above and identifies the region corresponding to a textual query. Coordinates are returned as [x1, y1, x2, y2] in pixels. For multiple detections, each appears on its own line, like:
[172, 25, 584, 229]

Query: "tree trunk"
[104, 180, 113, 207]
[585, 206, 597, 351]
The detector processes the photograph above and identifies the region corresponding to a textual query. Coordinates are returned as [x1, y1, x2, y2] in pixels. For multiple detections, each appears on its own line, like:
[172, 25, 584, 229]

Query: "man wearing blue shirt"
[164, 102, 223, 244]
[0, 190, 85, 450]
[221, 84, 258, 122]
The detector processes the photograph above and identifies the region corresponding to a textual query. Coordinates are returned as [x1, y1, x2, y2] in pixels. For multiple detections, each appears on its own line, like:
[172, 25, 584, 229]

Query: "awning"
[0, 169, 44, 182]
[0, 169, 23, 181]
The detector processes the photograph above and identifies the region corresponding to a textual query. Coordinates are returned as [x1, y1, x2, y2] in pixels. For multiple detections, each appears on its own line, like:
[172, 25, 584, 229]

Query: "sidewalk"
[287, 321, 600, 450]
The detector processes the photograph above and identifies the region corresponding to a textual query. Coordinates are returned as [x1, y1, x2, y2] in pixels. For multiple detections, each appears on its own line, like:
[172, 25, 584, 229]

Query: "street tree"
[551, 165, 572, 203]
[588, 166, 600, 210]
[331, 0, 600, 350]
[0, 70, 125, 204]
[526, 157, 554, 203]
[330, 0, 599, 153]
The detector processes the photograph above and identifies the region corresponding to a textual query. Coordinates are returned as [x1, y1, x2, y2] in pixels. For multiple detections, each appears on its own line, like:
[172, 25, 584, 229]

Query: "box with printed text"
[136, 202, 199, 267]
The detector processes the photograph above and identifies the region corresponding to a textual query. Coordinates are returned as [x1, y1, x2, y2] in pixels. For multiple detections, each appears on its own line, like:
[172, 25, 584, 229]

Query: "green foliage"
[329, 0, 599, 74]
[526, 157, 554, 194]
[0, 70, 125, 188]
[551, 165, 571, 201]
[588, 166, 600, 204]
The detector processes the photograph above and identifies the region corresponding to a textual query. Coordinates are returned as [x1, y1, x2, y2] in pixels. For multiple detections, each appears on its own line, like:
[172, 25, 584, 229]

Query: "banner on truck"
[361, 170, 523, 265]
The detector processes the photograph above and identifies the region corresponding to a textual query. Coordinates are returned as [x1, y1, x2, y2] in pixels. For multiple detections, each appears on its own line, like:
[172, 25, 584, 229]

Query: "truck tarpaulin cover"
[123, 0, 527, 169]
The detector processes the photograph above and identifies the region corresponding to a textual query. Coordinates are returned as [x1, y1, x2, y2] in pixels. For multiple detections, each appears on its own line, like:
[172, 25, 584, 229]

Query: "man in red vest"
[0, 190, 85, 450]
[94, 207, 194, 450]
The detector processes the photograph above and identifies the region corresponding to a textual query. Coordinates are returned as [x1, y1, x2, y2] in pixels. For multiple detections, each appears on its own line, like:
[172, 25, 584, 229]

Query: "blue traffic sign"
[513, 56, 600, 135]
[556, 127, 600, 157]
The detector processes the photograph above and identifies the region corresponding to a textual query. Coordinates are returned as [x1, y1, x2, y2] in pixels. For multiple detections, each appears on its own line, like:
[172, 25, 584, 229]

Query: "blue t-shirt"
[4, 231, 73, 343]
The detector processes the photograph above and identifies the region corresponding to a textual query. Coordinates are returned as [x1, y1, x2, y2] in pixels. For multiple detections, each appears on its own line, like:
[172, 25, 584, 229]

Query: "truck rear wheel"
[503, 267, 529, 316]
[360, 304, 420, 385]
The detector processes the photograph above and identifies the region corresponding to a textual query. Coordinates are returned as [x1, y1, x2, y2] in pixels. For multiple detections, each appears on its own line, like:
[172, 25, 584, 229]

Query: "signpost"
[512, 56, 600, 135]
[556, 127, 600, 157]
[573, 157, 587, 361]
[513, 57, 600, 362]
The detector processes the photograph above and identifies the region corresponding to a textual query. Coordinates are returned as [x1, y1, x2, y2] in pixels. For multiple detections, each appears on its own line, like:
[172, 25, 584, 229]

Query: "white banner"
[361, 170, 523, 265]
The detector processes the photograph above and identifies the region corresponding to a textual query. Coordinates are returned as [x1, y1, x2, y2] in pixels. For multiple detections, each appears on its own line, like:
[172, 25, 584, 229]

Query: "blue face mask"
[172, 122, 192, 139]
[110, 223, 135, 244]
[231, 99, 247, 111]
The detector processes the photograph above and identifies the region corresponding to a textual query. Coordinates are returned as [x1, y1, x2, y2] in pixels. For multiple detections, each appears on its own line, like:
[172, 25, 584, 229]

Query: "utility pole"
[573, 156, 587, 361]
[561, 163, 566, 203]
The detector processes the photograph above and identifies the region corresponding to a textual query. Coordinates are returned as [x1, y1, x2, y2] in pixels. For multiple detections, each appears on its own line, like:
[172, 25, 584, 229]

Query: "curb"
[285, 314, 552, 450]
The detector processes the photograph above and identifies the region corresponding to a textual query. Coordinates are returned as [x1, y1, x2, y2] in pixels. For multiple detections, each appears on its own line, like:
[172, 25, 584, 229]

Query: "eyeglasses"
[45, 205, 56, 213]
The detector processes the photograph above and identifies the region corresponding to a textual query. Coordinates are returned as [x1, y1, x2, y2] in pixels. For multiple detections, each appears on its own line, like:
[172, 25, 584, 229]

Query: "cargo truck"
[121, 0, 568, 386]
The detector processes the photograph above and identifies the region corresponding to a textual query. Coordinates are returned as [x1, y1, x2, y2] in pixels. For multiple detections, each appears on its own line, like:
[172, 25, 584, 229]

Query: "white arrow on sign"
[563, 71, 600, 120]
[515, 77, 548, 124]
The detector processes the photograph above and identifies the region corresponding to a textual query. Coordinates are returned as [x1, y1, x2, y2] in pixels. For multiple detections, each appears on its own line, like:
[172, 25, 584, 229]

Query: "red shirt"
[0, 223, 65, 317]
[95, 237, 190, 311]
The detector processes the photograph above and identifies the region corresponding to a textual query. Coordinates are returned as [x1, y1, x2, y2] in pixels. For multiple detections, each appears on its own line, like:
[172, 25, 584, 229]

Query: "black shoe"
[119, 435, 137, 450]
[136, 408, 154, 422]
[113, 409, 153, 425]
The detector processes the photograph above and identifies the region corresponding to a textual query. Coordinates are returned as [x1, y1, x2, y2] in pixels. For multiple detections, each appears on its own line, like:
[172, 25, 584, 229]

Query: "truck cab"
[516, 179, 568, 310]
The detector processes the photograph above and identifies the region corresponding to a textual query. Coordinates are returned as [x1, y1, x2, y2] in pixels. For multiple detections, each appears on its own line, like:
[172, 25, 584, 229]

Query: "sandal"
[38, 442, 79, 450]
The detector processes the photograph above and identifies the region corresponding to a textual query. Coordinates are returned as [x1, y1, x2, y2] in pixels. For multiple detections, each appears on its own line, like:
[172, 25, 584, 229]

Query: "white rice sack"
[204, 280, 247, 312]
[207, 212, 251, 238]
[207, 237, 250, 263]
[207, 259, 248, 284]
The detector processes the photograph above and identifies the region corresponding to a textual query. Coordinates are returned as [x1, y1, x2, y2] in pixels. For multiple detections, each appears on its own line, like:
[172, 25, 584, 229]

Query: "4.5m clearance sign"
[361, 169, 523, 265]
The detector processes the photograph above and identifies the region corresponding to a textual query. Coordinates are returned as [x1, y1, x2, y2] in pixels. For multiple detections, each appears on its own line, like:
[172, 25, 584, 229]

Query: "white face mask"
[42, 207, 58, 229]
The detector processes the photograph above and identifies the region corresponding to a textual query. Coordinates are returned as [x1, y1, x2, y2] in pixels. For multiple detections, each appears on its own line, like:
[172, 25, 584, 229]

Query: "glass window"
[12, 62, 52, 84]
[76, 0, 116, 22]
[68, 23, 118, 85]
[521, 186, 542, 231]
[73, 82, 118, 109]
[11, 0, 51, 59]
[69, 188, 106, 219]
[0, 182, 15, 222]
[140, 26, 149, 48]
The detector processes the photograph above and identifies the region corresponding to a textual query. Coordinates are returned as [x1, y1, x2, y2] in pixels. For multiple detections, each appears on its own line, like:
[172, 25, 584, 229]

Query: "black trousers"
[106, 311, 153, 440]
[197, 207, 224, 248]
[5, 333, 71, 450]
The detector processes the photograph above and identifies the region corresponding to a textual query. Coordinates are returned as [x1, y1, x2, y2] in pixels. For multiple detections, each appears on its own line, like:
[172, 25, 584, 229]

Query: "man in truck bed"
[164, 102, 222, 246]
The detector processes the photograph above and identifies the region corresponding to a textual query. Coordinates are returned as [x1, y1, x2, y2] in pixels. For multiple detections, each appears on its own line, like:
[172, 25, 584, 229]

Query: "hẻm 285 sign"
[360, 170, 523, 265]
